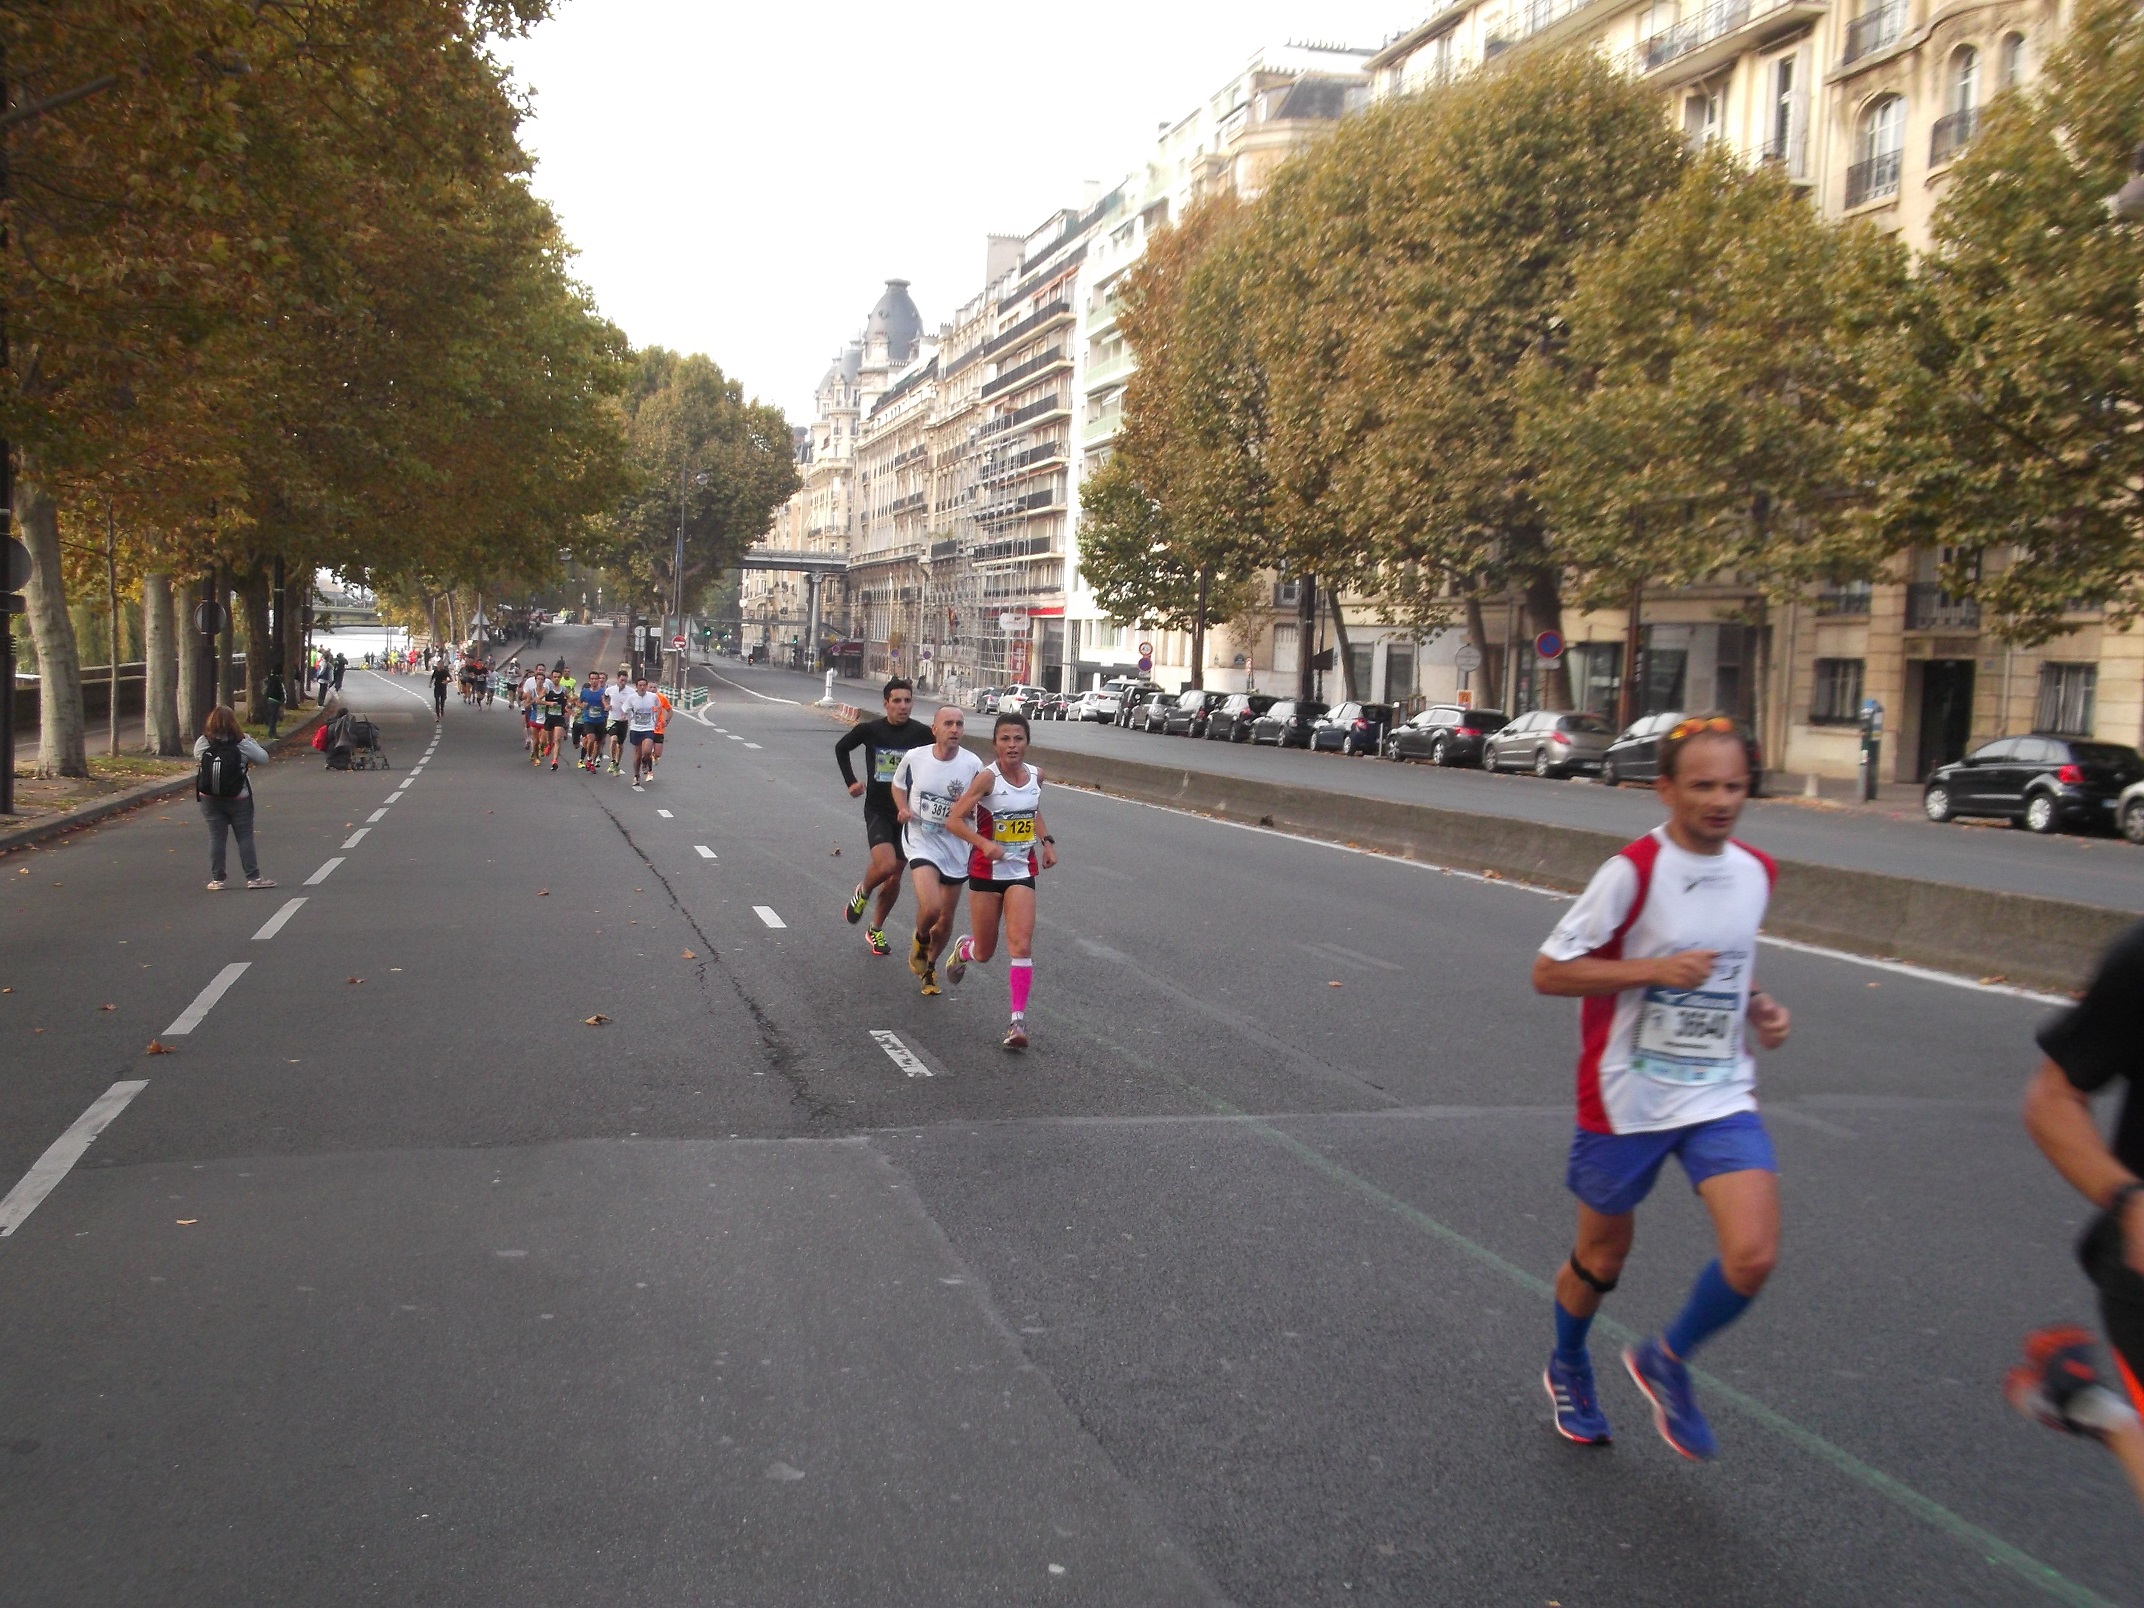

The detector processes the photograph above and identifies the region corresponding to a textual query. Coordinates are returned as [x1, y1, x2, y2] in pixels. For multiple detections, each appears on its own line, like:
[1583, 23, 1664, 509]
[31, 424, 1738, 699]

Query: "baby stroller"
[321, 711, 391, 772]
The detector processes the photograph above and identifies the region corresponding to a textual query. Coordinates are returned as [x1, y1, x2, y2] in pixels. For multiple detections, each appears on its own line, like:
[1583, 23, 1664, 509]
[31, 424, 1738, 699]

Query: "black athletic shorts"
[608, 720, 629, 741]
[969, 876, 1037, 894]
[864, 805, 906, 860]
[544, 714, 565, 728]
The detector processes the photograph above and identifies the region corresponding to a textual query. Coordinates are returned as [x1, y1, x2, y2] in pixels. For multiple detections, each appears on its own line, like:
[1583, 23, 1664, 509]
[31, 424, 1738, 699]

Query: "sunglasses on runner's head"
[1666, 716, 1739, 743]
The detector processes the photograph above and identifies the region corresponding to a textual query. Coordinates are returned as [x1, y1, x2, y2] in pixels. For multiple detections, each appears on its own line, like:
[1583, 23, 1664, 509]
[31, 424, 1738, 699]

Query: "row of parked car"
[967, 676, 2144, 839]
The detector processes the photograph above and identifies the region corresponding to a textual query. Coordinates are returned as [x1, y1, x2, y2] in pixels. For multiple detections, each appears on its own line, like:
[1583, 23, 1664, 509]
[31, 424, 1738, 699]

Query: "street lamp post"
[670, 464, 710, 690]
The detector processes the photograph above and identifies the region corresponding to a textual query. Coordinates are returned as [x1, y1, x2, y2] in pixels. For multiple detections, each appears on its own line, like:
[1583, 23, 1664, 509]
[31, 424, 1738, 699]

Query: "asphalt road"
[0, 623, 2135, 1606]
[708, 658, 2144, 912]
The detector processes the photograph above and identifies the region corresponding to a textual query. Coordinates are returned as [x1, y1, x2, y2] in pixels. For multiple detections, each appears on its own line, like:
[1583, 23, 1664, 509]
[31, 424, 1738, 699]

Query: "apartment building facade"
[1364, 0, 2127, 781]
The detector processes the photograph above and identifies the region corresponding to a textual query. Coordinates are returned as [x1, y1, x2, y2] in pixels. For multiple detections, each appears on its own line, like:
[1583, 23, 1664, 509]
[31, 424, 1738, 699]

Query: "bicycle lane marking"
[1042, 1009, 2114, 1608]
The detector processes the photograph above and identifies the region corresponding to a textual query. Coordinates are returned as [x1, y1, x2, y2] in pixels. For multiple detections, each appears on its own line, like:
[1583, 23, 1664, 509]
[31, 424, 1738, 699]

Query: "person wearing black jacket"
[260, 666, 286, 739]
[2011, 920, 2144, 1509]
[833, 678, 932, 957]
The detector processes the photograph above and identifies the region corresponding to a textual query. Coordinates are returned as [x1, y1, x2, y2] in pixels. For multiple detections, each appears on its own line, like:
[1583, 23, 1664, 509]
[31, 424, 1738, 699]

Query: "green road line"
[1047, 1012, 2117, 1608]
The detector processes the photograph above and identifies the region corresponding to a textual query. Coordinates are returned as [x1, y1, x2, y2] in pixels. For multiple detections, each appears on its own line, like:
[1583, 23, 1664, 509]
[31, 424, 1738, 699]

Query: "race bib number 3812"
[1630, 986, 1740, 1086]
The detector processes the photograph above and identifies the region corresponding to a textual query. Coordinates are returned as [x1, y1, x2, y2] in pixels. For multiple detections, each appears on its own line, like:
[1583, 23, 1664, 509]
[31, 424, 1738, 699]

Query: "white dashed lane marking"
[657, 809, 674, 819]
[251, 897, 308, 941]
[752, 906, 785, 929]
[0, 1081, 149, 1238]
[342, 828, 369, 849]
[743, 743, 763, 750]
[870, 1030, 933, 1079]
[164, 962, 250, 1036]
[694, 845, 716, 859]
[305, 858, 344, 886]
[366, 809, 387, 823]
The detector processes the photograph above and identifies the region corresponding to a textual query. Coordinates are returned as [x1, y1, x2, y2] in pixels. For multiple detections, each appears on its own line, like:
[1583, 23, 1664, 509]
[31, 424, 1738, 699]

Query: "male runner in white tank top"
[890, 706, 984, 997]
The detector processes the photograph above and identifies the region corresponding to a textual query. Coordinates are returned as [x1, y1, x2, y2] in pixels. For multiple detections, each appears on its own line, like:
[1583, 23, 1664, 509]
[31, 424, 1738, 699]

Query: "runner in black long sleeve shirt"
[833, 678, 933, 954]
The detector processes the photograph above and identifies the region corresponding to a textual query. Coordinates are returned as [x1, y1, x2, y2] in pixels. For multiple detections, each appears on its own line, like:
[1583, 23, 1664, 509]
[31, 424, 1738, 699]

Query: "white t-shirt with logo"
[620, 690, 661, 732]
[893, 746, 985, 877]
[1539, 826, 1776, 1135]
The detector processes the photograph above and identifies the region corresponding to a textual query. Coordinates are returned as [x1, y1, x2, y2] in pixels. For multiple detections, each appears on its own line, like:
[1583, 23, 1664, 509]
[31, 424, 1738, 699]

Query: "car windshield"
[1559, 714, 1612, 734]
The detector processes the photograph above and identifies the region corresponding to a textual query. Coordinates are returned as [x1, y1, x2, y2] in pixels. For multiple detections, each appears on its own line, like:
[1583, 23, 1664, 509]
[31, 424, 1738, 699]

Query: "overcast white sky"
[497, 1, 1423, 423]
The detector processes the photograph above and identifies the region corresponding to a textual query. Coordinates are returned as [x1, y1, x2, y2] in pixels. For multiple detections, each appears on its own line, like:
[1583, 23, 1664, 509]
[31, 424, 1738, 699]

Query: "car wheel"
[2024, 792, 2059, 834]
[1430, 737, 1449, 767]
[1341, 734, 1359, 757]
[2123, 798, 2144, 845]
[1600, 757, 1620, 787]
[1533, 748, 1555, 778]
[1922, 784, 1954, 824]
[1384, 737, 1401, 762]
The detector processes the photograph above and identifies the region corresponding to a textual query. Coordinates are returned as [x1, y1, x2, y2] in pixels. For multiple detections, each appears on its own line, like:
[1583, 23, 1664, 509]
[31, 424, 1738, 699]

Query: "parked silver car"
[1483, 710, 1615, 777]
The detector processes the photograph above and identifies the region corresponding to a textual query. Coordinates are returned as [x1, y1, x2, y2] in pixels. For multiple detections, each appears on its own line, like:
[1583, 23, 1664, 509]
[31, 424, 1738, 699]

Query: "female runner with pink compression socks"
[942, 711, 1055, 1051]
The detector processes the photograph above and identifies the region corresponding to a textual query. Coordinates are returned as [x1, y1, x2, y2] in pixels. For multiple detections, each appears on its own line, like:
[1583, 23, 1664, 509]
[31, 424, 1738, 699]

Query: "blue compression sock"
[1663, 1258, 1754, 1360]
[1553, 1300, 1595, 1365]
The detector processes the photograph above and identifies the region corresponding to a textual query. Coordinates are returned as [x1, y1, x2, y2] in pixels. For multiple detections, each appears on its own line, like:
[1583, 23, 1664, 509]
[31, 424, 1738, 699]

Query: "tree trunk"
[215, 564, 235, 709]
[1524, 570, 1571, 711]
[103, 511, 120, 758]
[1619, 579, 1643, 730]
[1327, 589, 1357, 699]
[1464, 583, 1497, 710]
[280, 563, 306, 697]
[238, 562, 270, 715]
[179, 574, 213, 740]
[1189, 568, 1209, 690]
[1296, 574, 1317, 702]
[15, 473, 88, 777]
[143, 571, 181, 754]
[424, 593, 440, 648]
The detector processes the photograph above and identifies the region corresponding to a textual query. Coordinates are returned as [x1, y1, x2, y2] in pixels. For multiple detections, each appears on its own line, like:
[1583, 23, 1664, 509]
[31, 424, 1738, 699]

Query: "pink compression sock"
[1008, 958, 1032, 1018]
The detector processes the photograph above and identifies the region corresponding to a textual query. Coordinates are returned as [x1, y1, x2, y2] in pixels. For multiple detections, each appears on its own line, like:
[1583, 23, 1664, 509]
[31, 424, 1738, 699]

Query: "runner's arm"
[1034, 808, 1055, 870]
[943, 771, 1002, 858]
[833, 723, 868, 788]
[2024, 1058, 2144, 1275]
[1531, 856, 1711, 996]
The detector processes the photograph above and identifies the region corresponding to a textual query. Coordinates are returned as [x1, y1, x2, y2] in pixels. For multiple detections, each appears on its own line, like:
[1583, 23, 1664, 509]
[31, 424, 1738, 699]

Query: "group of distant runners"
[501, 660, 669, 786]
[835, 678, 1052, 1052]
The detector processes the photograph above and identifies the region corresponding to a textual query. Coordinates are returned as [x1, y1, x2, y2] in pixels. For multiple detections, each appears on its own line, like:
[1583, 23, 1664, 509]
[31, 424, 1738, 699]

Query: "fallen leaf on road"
[346, 976, 363, 985]
[1867, 981, 1881, 988]
[100, 1004, 115, 1011]
[146, 1039, 175, 1055]
[830, 846, 841, 856]
[1979, 974, 2008, 986]
[682, 950, 696, 959]
[584, 1014, 610, 1026]
[537, 888, 549, 896]
[1482, 869, 1504, 880]
[175, 1219, 196, 1226]
[633, 887, 643, 893]
[1328, 981, 1343, 988]
[1, 985, 10, 992]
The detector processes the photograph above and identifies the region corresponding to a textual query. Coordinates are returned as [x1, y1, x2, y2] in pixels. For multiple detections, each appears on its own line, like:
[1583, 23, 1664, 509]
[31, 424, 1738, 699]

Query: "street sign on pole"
[192, 599, 229, 637]
[4, 535, 29, 592]
[1534, 629, 1565, 661]
[671, 635, 686, 651]
[1137, 640, 1154, 657]
[1453, 644, 1483, 673]
[1137, 655, 1153, 673]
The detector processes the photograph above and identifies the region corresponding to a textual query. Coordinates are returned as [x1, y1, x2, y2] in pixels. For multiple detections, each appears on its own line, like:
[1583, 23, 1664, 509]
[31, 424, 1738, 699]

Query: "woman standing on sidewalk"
[193, 707, 277, 892]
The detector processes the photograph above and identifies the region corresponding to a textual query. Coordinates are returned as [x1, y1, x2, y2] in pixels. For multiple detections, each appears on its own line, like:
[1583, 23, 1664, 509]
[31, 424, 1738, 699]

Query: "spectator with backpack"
[193, 706, 277, 892]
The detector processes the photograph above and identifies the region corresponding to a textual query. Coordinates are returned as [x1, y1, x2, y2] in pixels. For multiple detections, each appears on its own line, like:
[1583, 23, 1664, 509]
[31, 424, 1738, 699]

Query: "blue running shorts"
[1566, 1110, 1776, 1217]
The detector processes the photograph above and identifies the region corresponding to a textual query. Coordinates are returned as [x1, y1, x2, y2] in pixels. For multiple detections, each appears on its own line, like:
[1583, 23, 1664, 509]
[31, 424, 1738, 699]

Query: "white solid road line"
[164, 962, 250, 1036]
[870, 1030, 933, 1079]
[657, 809, 674, 818]
[706, 669, 799, 705]
[0, 1081, 150, 1238]
[694, 845, 716, 859]
[305, 857, 344, 886]
[251, 897, 308, 941]
[360, 669, 432, 706]
[752, 906, 786, 929]
[366, 808, 387, 823]
[342, 828, 370, 849]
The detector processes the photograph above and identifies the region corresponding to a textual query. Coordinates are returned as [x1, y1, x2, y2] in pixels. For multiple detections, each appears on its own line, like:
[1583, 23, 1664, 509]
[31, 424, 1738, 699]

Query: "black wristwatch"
[2111, 1181, 2143, 1216]
[1042, 834, 1056, 845]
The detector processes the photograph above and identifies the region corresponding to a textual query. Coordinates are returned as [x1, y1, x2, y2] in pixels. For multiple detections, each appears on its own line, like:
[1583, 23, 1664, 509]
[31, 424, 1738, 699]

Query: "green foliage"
[592, 347, 799, 612]
[1857, 0, 2144, 641]
[1521, 150, 1910, 607]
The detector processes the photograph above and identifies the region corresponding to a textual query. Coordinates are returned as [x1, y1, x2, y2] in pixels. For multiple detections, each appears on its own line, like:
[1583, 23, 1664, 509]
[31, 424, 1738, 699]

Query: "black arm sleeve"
[834, 721, 869, 787]
[2037, 919, 2144, 1095]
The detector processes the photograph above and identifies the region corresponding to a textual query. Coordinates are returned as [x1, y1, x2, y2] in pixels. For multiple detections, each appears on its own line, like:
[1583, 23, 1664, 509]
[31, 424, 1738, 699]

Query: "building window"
[1272, 623, 1299, 676]
[1683, 87, 1722, 147]
[1810, 658, 1865, 724]
[1566, 642, 1624, 718]
[1932, 47, 1980, 163]
[1999, 32, 2026, 89]
[1847, 95, 1905, 206]
[1385, 642, 1416, 703]
[1272, 579, 1301, 607]
[1347, 643, 1375, 698]
[2034, 663, 2097, 736]
[1764, 53, 1809, 176]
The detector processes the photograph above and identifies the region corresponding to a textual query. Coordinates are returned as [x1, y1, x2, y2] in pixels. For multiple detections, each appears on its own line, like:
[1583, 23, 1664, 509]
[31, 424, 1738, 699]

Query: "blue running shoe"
[1624, 1337, 1717, 1459]
[1544, 1354, 1612, 1445]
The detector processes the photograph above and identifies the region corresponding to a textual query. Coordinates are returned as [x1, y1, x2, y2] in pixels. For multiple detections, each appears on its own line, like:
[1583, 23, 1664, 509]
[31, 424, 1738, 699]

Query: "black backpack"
[197, 736, 249, 798]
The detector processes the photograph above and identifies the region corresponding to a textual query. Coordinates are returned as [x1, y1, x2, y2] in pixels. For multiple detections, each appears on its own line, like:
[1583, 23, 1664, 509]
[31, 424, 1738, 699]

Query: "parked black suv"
[1205, 693, 1276, 742]
[1922, 735, 2143, 833]
[1309, 701, 1395, 756]
[1247, 698, 1327, 748]
[1385, 704, 1508, 767]
[1162, 689, 1231, 737]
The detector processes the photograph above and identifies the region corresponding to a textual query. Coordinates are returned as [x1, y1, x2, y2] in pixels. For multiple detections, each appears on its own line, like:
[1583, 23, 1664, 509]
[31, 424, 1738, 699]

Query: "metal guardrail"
[659, 683, 710, 709]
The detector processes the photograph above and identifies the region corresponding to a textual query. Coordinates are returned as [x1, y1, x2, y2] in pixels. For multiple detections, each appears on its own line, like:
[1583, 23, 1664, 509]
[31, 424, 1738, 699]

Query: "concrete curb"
[998, 737, 2129, 996]
[0, 707, 329, 857]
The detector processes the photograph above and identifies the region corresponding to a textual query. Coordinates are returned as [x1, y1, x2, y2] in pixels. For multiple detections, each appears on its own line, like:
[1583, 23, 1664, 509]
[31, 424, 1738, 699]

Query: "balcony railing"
[980, 300, 1073, 361]
[1844, 148, 1902, 207]
[979, 395, 1066, 438]
[1930, 107, 1980, 165]
[1843, 0, 1903, 63]
[981, 346, 1069, 401]
[1813, 584, 1872, 617]
[1643, 0, 1753, 71]
[1905, 582, 1980, 631]
[1761, 128, 1810, 180]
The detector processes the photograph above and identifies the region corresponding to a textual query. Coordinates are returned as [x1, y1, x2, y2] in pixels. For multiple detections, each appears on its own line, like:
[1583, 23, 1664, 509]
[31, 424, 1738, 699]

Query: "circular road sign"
[1137, 640, 1154, 657]
[5, 536, 31, 592]
[192, 600, 230, 637]
[1453, 643, 1483, 673]
[1137, 655, 1153, 673]
[671, 635, 686, 650]
[1534, 629, 1565, 661]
